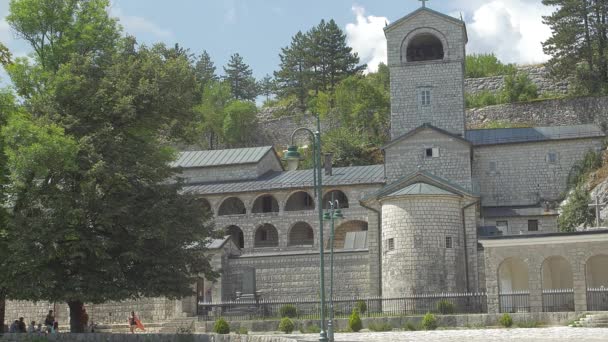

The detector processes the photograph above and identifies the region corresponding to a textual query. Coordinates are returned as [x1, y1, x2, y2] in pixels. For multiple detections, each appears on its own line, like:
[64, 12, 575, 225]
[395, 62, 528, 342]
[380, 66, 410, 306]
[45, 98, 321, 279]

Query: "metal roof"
[183, 164, 385, 195]
[482, 205, 557, 218]
[466, 124, 604, 146]
[205, 236, 232, 249]
[172, 146, 274, 168]
[386, 182, 456, 197]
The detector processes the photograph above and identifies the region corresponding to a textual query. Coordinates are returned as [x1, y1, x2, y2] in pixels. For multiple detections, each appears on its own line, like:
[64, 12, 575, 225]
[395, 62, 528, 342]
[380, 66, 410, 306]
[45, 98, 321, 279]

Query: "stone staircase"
[571, 312, 608, 327]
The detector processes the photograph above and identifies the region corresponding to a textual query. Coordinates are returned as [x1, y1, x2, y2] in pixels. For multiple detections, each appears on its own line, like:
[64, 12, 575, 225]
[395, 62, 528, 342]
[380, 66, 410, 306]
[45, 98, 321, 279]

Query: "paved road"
[284, 327, 608, 341]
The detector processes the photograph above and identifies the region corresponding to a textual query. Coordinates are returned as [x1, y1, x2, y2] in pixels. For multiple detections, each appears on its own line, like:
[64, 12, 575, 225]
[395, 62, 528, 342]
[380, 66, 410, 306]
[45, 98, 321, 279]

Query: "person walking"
[17, 317, 26, 333]
[81, 308, 89, 332]
[44, 310, 54, 333]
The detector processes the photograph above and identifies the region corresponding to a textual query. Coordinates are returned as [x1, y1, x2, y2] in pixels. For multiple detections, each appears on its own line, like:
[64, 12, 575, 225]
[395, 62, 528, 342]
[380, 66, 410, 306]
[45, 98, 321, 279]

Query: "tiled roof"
[183, 164, 385, 195]
[171, 146, 274, 168]
[466, 124, 604, 146]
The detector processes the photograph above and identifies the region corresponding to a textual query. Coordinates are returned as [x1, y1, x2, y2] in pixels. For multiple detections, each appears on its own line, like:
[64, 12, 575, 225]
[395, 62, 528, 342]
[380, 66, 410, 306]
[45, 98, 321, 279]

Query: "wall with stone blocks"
[225, 250, 370, 300]
[0, 334, 298, 342]
[472, 138, 603, 207]
[465, 66, 569, 96]
[481, 215, 558, 235]
[5, 298, 180, 327]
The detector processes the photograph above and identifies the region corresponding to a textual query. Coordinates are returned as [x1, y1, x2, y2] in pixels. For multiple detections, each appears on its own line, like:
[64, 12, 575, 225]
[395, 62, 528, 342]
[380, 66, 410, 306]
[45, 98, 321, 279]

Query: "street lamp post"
[282, 115, 328, 342]
[323, 195, 344, 342]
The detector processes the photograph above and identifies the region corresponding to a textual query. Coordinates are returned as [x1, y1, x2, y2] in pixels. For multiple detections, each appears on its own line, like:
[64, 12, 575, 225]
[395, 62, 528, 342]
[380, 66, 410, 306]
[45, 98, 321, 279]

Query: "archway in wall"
[586, 254, 608, 311]
[218, 197, 246, 216]
[194, 197, 212, 216]
[322, 190, 349, 209]
[251, 194, 279, 213]
[288, 222, 314, 247]
[541, 256, 574, 312]
[254, 223, 279, 248]
[334, 220, 368, 249]
[406, 33, 444, 62]
[285, 191, 315, 211]
[225, 225, 244, 249]
[498, 257, 529, 313]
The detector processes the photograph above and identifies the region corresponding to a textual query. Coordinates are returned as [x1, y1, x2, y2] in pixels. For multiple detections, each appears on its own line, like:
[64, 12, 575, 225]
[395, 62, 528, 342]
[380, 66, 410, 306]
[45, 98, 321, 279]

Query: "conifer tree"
[195, 50, 218, 90]
[223, 53, 258, 101]
[274, 31, 312, 110]
[259, 74, 276, 102]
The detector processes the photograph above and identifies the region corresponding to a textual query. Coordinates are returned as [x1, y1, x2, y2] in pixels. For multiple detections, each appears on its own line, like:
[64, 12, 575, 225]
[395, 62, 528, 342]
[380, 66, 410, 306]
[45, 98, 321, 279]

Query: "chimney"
[324, 153, 333, 176]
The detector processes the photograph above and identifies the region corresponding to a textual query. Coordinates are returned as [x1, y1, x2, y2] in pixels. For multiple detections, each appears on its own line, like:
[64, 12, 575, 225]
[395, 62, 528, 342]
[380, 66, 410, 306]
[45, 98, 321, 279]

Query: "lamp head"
[333, 209, 344, 219]
[323, 212, 331, 221]
[283, 145, 302, 171]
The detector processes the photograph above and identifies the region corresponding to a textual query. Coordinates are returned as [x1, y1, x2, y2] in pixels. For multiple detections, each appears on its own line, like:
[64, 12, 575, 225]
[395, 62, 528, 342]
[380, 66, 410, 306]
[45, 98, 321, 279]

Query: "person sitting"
[28, 321, 36, 333]
[17, 317, 26, 333]
[51, 321, 59, 333]
[9, 320, 19, 333]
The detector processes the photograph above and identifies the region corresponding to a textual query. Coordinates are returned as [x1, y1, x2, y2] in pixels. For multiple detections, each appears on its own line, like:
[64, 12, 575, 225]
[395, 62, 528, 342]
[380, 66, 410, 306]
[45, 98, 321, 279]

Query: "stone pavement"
[287, 327, 608, 341]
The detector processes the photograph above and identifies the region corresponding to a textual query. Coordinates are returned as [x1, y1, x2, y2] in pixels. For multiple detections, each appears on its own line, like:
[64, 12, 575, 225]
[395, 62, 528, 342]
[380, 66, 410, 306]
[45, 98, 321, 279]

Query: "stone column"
[485, 252, 500, 313]
[528, 258, 543, 312]
[572, 257, 588, 312]
[366, 209, 381, 296]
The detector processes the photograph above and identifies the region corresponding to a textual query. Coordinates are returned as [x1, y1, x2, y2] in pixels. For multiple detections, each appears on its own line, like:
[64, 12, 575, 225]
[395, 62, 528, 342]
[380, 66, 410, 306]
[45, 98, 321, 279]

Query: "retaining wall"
[464, 66, 569, 96]
[0, 333, 297, 342]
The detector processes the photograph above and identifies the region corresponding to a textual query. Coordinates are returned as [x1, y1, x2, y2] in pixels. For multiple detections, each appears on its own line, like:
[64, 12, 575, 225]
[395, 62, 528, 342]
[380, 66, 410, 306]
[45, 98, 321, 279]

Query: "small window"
[388, 238, 395, 251]
[528, 219, 539, 231]
[445, 236, 452, 249]
[547, 152, 558, 164]
[496, 220, 508, 234]
[425, 147, 439, 158]
[489, 161, 497, 172]
[420, 89, 431, 106]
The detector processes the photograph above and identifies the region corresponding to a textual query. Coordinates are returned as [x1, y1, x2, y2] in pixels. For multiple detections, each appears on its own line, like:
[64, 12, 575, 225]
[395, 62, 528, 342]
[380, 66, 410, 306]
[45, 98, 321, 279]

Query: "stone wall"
[472, 138, 603, 207]
[0, 333, 298, 342]
[481, 215, 558, 235]
[225, 250, 370, 299]
[466, 96, 608, 129]
[465, 66, 569, 96]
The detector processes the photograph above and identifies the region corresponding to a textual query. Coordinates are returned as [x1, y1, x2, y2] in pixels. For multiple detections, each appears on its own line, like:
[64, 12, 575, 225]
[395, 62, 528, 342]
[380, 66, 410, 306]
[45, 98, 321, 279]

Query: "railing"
[587, 287, 608, 311]
[542, 288, 574, 312]
[499, 290, 530, 313]
[197, 292, 487, 321]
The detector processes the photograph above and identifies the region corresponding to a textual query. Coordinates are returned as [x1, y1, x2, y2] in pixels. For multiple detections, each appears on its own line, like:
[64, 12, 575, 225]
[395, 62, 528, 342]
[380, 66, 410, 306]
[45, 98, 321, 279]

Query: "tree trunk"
[0, 289, 6, 333]
[67, 300, 84, 333]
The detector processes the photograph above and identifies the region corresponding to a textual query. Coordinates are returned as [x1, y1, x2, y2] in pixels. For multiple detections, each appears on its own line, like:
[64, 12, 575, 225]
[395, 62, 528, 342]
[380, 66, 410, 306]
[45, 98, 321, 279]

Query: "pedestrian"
[17, 317, 26, 333]
[44, 310, 54, 332]
[52, 321, 58, 333]
[128, 311, 138, 334]
[9, 320, 19, 333]
[81, 308, 89, 332]
[27, 321, 36, 333]
[36, 323, 43, 333]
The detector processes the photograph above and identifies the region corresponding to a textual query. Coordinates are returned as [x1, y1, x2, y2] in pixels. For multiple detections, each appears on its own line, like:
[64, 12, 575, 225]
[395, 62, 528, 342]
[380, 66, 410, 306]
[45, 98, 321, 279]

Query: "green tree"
[559, 185, 594, 231]
[223, 53, 258, 101]
[195, 50, 218, 90]
[195, 80, 232, 149]
[222, 101, 258, 147]
[542, 0, 608, 94]
[274, 31, 311, 110]
[465, 53, 517, 78]
[322, 127, 383, 167]
[259, 74, 276, 102]
[502, 72, 539, 102]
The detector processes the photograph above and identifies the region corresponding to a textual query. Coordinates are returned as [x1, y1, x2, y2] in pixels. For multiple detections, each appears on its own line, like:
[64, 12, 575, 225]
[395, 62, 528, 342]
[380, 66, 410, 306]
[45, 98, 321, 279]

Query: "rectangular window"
[528, 219, 539, 231]
[425, 147, 439, 158]
[445, 236, 452, 249]
[496, 220, 508, 234]
[388, 238, 395, 251]
[489, 161, 497, 172]
[547, 152, 558, 164]
[420, 89, 431, 106]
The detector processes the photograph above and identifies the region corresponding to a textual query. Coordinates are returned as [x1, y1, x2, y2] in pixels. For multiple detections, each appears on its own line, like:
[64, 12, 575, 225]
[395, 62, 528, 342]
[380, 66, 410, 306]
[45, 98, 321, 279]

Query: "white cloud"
[465, 0, 552, 64]
[0, 19, 11, 44]
[345, 5, 388, 73]
[110, 6, 172, 39]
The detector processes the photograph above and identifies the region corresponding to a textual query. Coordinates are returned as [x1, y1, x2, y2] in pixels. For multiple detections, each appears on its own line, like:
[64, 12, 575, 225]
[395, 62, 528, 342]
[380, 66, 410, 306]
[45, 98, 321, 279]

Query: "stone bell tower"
[384, 5, 468, 139]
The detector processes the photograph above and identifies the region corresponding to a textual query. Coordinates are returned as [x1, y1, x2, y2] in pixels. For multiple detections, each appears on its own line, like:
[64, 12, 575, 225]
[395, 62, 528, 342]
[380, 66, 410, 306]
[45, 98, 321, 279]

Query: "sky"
[0, 0, 555, 83]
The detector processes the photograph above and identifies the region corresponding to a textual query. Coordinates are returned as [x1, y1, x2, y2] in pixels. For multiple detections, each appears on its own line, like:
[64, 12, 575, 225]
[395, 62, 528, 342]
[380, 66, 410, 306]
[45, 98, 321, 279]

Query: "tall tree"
[259, 74, 276, 102]
[274, 31, 311, 110]
[223, 53, 258, 101]
[542, 0, 608, 93]
[195, 50, 218, 90]
[195, 80, 232, 149]
[222, 101, 258, 147]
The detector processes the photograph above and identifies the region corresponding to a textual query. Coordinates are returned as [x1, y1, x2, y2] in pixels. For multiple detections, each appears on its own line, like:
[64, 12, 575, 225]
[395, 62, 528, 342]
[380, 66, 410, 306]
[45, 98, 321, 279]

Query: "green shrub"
[213, 318, 230, 334]
[421, 312, 438, 330]
[499, 313, 513, 328]
[465, 90, 500, 108]
[348, 308, 363, 332]
[279, 304, 298, 318]
[404, 321, 417, 331]
[517, 321, 539, 328]
[278, 317, 295, 333]
[559, 184, 594, 232]
[237, 326, 248, 335]
[303, 324, 321, 333]
[436, 300, 455, 314]
[502, 72, 538, 103]
[465, 53, 517, 78]
[355, 300, 368, 314]
[368, 321, 392, 332]
[566, 149, 603, 189]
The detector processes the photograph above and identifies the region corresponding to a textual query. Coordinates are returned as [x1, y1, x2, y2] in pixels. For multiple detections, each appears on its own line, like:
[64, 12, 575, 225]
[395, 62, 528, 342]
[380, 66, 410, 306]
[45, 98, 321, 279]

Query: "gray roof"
[466, 124, 604, 146]
[172, 146, 274, 168]
[386, 182, 456, 197]
[205, 236, 232, 249]
[183, 164, 385, 195]
[482, 205, 557, 218]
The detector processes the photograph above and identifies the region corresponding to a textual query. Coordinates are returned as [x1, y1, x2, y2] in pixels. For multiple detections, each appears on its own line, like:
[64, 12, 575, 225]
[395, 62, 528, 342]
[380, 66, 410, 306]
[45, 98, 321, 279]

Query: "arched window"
[498, 257, 529, 313]
[586, 254, 608, 287]
[542, 256, 573, 289]
[285, 191, 315, 211]
[218, 197, 246, 216]
[288, 222, 314, 247]
[322, 190, 349, 209]
[406, 33, 444, 62]
[334, 220, 368, 249]
[254, 224, 279, 248]
[225, 225, 244, 249]
[252, 195, 279, 213]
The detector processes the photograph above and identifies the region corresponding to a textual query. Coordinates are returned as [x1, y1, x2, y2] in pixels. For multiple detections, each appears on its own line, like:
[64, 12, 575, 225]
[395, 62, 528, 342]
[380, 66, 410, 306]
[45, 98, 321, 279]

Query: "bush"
[355, 300, 367, 314]
[502, 72, 538, 103]
[348, 308, 363, 332]
[517, 321, 539, 328]
[436, 300, 455, 314]
[404, 321, 417, 331]
[465, 90, 500, 108]
[279, 304, 298, 318]
[278, 317, 295, 333]
[237, 326, 248, 335]
[465, 53, 517, 78]
[558, 184, 594, 232]
[566, 149, 603, 189]
[368, 321, 392, 332]
[421, 313, 438, 330]
[213, 318, 230, 334]
[300, 324, 321, 333]
[499, 313, 513, 328]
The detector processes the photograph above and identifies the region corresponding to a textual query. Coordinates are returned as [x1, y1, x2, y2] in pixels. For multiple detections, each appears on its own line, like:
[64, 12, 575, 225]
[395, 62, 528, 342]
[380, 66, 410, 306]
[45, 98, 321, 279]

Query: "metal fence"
[542, 288, 574, 312]
[587, 287, 608, 311]
[499, 290, 530, 313]
[197, 292, 487, 321]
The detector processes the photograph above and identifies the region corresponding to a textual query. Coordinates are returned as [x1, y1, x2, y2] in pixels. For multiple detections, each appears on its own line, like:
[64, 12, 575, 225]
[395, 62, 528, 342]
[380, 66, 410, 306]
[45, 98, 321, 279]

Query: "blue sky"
[1, 0, 554, 83]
